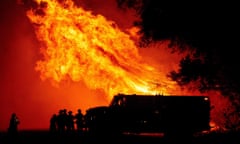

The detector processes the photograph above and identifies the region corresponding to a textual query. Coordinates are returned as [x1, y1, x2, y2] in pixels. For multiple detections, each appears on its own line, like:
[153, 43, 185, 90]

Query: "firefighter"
[49, 113, 58, 134]
[75, 109, 84, 132]
[66, 111, 75, 132]
[8, 113, 20, 137]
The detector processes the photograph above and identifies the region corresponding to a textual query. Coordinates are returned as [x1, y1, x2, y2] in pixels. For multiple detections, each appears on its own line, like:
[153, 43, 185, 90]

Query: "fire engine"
[84, 93, 211, 136]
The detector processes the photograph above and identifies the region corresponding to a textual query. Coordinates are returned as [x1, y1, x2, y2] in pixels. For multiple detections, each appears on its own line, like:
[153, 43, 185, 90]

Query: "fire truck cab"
[84, 94, 211, 136]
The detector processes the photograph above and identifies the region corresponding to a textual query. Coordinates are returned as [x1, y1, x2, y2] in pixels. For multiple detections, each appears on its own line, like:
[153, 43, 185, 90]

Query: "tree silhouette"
[117, 0, 240, 128]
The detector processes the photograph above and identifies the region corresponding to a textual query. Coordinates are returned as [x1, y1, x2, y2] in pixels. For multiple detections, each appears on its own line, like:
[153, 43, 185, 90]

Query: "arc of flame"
[26, 0, 177, 100]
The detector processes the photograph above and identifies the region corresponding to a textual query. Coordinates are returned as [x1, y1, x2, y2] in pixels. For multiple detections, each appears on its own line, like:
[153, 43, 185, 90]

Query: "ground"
[0, 130, 239, 144]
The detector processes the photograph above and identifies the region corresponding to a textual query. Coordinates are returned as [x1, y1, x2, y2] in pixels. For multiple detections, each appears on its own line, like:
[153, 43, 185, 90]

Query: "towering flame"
[26, 0, 180, 100]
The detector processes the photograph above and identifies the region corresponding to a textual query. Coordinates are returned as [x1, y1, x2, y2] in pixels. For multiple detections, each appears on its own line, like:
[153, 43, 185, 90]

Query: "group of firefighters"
[49, 109, 84, 134]
[7, 109, 85, 137]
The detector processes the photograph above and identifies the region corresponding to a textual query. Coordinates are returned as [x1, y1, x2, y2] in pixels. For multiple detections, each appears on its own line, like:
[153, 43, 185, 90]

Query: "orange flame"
[26, 0, 182, 100]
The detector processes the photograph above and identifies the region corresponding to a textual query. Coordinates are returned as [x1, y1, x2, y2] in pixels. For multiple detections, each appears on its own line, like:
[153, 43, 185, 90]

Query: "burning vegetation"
[25, 0, 184, 99]
[19, 0, 240, 131]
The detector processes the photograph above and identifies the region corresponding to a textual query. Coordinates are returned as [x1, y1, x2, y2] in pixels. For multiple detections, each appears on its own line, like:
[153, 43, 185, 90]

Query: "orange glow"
[26, 0, 184, 101]
[0, 0, 235, 131]
[209, 121, 219, 131]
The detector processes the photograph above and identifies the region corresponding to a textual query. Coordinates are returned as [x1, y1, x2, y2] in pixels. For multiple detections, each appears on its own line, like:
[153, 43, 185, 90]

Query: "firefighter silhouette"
[75, 109, 84, 132]
[66, 111, 75, 132]
[8, 113, 20, 137]
[49, 113, 57, 134]
[56, 109, 65, 133]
